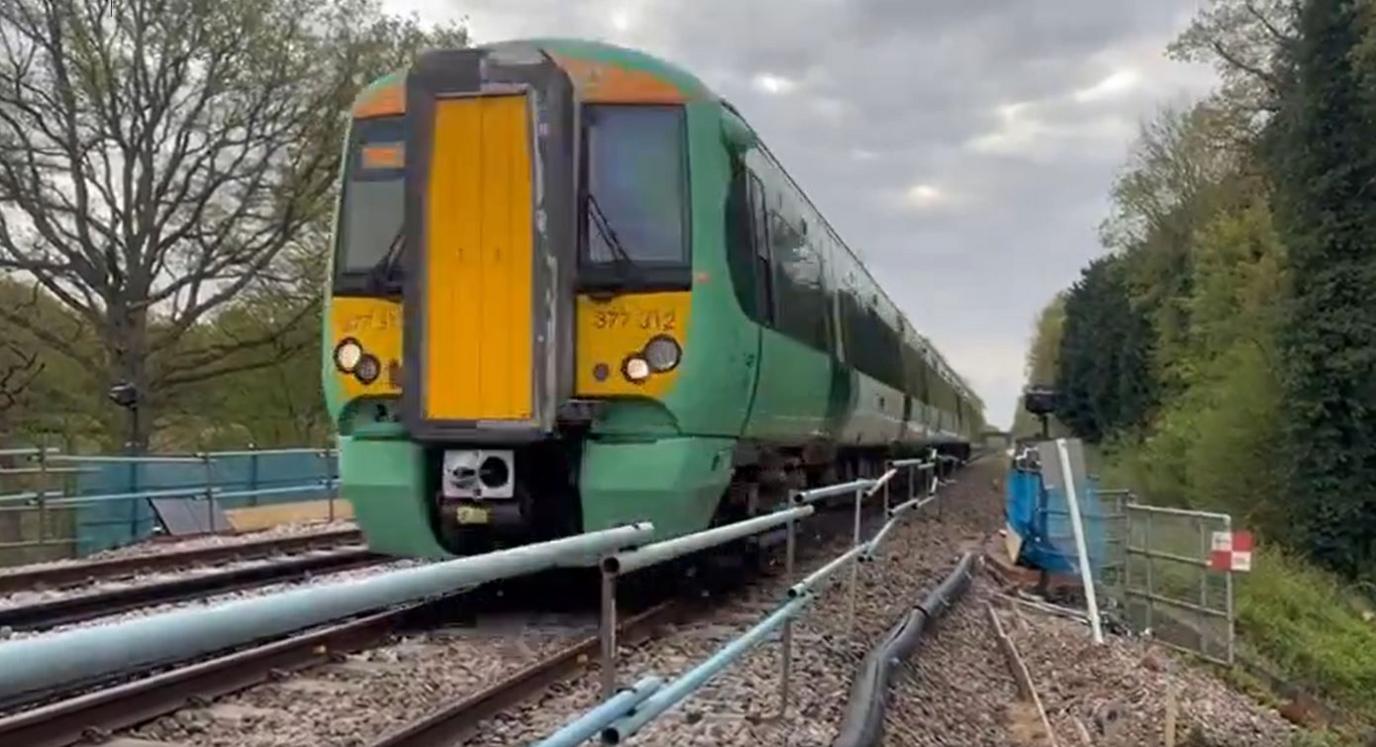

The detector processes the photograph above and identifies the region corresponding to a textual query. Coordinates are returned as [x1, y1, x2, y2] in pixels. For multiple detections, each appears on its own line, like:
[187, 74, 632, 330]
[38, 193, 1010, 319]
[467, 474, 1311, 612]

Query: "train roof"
[520, 38, 715, 101]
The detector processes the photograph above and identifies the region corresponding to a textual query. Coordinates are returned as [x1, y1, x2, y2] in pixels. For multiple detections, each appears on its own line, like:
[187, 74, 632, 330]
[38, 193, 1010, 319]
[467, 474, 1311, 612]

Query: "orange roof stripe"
[352, 81, 405, 119]
[549, 54, 685, 104]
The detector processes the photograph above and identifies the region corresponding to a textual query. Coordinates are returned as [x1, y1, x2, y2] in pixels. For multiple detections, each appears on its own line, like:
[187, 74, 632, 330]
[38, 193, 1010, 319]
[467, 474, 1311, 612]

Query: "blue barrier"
[0, 448, 338, 556]
[1005, 467, 1112, 577]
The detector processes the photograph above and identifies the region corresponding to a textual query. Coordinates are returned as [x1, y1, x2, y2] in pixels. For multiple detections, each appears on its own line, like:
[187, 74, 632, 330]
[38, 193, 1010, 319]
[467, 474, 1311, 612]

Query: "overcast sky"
[388, 0, 1217, 428]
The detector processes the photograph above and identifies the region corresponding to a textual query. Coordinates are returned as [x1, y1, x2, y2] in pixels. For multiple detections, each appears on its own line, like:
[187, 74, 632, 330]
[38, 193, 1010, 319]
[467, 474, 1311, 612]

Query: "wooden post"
[1164, 680, 1178, 747]
[986, 603, 1060, 747]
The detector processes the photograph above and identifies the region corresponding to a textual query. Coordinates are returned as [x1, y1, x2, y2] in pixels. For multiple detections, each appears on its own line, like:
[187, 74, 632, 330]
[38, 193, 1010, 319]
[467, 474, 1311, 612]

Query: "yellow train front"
[322, 39, 985, 558]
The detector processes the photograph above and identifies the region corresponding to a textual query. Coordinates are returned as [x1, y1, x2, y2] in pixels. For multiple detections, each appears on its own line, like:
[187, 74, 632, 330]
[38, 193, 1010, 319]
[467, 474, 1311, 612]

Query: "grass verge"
[1233, 546, 1376, 742]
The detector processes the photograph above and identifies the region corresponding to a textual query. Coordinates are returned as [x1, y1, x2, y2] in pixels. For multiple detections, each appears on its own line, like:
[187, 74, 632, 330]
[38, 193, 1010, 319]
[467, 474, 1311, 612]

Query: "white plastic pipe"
[1056, 438, 1103, 644]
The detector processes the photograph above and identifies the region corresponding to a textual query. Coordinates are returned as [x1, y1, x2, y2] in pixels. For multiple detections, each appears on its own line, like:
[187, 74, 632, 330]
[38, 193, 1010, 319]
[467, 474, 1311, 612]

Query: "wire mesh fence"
[1121, 504, 1234, 664]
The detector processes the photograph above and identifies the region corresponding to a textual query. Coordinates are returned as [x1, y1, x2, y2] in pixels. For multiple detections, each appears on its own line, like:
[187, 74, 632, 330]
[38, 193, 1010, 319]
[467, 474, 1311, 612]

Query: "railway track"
[366, 601, 682, 747]
[0, 599, 448, 747]
[0, 596, 679, 747]
[0, 527, 363, 594]
[0, 547, 383, 630]
[0, 496, 951, 745]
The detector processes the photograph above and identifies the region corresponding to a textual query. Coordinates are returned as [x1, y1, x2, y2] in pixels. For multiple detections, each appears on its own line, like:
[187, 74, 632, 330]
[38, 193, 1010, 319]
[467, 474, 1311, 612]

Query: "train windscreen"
[335, 115, 404, 293]
[582, 105, 689, 285]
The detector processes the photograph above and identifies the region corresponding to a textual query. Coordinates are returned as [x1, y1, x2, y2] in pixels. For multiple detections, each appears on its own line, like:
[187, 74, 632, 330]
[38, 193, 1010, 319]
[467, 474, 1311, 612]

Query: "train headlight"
[622, 355, 651, 383]
[643, 335, 682, 372]
[355, 354, 381, 385]
[334, 338, 364, 373]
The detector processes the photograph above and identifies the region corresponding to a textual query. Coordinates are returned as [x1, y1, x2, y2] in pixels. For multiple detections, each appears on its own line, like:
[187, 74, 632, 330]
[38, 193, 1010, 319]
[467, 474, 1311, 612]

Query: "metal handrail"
[208, 448, 337, 458]
[0, 447, 59, 457]
[0, 466, 95, 476]
[787, 544, 867, 598]
[600, 595, 812, 744]
[866, 468, 900, 495]
[560, 456, 957, 745]
[0, 480, 340, 509]
[604, 506, 813, 575]
[1123, 503, 1231, 521]
[793, 479, 877, 504]
[0, 445, 344, 557]
[536, 677, 665, 747]
[47, 454, 205, 465]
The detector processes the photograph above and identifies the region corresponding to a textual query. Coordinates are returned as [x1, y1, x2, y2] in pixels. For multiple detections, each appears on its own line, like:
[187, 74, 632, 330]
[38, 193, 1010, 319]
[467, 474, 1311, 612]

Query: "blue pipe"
[601, 595, 811, 744]
[0, 523, 654, 702]
[535, 676, 663, 747]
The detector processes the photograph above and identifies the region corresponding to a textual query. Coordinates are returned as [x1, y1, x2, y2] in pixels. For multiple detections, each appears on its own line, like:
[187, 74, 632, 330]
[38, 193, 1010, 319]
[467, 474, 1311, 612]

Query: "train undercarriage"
[385, 434, 971, 557]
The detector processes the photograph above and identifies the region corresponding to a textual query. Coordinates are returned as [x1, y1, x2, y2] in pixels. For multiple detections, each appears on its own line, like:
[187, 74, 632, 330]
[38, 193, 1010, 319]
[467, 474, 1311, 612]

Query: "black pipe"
[831, 551, 979, 747]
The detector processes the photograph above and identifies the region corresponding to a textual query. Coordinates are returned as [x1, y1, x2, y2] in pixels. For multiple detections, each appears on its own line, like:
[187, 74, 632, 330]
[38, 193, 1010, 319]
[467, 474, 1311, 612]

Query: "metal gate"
[1120, 504, 1235, 664]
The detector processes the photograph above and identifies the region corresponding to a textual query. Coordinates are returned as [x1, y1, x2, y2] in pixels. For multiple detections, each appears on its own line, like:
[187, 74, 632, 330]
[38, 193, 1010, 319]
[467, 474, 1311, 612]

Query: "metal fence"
[0, 446, 339, 563]
[537, 451, 962, 746]
[1119, 503, 1234, 664]
[1006, 439, 1235, 664]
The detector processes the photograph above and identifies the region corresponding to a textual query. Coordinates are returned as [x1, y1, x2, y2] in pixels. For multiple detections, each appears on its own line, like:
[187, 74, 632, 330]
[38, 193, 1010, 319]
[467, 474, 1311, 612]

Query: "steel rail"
[0, 600, 445, 747]
[366, 601, 683, 747]
[0, 528, 363, 594]
[0, 548, 383, 630]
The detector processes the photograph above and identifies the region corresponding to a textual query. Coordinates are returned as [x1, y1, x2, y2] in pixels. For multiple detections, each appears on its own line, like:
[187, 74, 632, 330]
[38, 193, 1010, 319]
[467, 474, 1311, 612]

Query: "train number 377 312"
[593, 308, 677, 332]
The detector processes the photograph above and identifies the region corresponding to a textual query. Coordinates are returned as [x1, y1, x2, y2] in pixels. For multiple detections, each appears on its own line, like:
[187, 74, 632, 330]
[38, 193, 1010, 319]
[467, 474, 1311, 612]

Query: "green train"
[322, 39, 985, 558]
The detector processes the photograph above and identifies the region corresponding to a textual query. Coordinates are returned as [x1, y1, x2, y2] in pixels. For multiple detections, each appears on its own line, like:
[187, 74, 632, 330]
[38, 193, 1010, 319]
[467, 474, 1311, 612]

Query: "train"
[321, 39, 986, 558]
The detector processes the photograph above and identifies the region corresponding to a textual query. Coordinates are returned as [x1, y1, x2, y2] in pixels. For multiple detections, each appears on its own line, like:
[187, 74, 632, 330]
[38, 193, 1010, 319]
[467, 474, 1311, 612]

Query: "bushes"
[1235, 547, 1376, 723]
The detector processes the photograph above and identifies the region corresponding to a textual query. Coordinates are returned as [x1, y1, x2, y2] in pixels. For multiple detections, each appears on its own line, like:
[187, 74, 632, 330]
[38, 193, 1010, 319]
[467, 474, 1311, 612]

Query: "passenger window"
[771, 204, 829, 351]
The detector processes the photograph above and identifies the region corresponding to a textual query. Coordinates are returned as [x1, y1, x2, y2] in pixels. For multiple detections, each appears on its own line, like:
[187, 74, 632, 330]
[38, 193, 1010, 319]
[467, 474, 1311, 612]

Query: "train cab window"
[725, 160, 774, 323]
[748, 172, 774, 322]
[582, 105, 689, 288]
[334, 116, 405, 295]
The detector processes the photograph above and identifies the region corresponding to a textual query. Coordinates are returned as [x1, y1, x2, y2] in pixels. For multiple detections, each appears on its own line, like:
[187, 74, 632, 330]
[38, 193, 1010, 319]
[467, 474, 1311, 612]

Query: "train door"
[741, 159, 833, 442]
[725, 161, 770, 435]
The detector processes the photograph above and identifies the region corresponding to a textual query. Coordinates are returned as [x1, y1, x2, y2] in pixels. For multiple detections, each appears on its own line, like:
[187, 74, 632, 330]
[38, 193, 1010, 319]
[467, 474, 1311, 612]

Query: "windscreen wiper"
[586, 193, 643, 285]
[367, 228, 404, 294]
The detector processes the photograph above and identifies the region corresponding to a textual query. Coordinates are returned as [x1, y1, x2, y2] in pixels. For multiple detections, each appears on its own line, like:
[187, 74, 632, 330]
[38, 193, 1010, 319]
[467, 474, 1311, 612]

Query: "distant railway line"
[0, 527, 362, 594]
[0, 546, 381, 630]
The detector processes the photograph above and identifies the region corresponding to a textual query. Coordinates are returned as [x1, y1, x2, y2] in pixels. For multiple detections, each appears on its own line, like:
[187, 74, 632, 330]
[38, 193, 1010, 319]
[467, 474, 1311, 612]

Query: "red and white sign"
[1209, 530, 1254, 572]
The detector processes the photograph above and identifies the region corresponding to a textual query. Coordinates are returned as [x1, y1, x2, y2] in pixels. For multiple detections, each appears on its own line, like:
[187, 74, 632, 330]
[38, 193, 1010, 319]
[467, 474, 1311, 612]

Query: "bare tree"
[1170, 0, 1300, 123]
[0, 339, 40, 413]
[0, 0, 463, 447]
